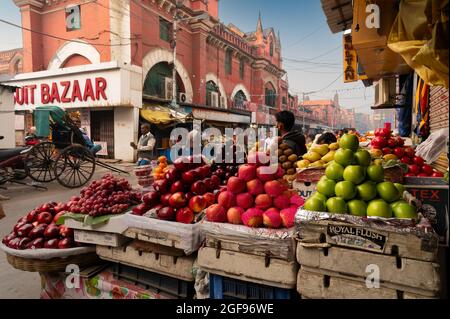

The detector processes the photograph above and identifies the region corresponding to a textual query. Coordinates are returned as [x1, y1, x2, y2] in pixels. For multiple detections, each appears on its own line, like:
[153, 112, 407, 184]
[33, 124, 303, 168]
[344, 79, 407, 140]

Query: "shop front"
[1, 62, 142, 162]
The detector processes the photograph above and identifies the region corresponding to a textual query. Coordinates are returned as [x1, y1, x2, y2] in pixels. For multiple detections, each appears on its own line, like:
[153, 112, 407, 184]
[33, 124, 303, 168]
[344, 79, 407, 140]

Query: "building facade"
[0, 0, 298, 160]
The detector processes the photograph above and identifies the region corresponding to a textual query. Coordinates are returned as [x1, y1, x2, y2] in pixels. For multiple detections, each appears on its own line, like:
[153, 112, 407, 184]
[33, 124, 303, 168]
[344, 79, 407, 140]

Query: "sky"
[0, 0, 374, 113]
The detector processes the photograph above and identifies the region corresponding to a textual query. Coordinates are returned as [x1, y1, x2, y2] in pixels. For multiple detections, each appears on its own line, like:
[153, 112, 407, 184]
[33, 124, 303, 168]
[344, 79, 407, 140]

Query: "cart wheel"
[54, 145, 96, 188]
[24, 142, 57, 183]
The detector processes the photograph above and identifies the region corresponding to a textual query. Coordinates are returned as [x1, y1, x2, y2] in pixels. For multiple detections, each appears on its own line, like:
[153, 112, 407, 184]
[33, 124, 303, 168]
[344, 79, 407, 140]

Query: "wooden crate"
[297, 268, 438, 299]
[97, 241, 196, 282]
[198, 246, 298, 289]
[297, 245, 440, 297]
[297, 219, 438, 262]
[201, 221, 296, 262]
[74, 230, 131, 247]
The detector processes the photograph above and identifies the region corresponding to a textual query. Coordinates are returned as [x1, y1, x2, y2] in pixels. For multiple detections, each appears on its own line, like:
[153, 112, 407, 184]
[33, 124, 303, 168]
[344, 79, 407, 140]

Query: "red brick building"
[1, 0, 298, 159]
[0, 48, 23, 75]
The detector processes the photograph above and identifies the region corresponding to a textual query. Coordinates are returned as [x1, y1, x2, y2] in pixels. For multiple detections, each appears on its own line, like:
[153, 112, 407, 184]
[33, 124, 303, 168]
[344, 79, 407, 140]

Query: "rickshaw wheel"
[24, 142, 58, 183]
[54, 144, 96, 188]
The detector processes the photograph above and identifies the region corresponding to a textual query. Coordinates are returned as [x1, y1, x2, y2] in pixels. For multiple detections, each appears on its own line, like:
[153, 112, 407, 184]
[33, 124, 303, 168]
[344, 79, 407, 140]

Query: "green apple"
[376, 182, 400, 203]
[356, 181, 377, 201]
[335, 181, 357, 200]
[304, 197, 326, 212]
[317, 178, 336, 197]
[326, 197, 348, 214]
[339, 134, 360, 152]
[334, 149, 355, 167]
[394, 183, 405, 195]
[391, 200, 408, 210]
[343, 165, 366, 185]
[325, 162, 345, 181]
[367, 199, 393, 218]
[354, 150, 372, 167]
[348, 199, 368, 217]
[311, 192, 328, 204]
[367, 165, 385, 183]
[393, 203, 418, 219]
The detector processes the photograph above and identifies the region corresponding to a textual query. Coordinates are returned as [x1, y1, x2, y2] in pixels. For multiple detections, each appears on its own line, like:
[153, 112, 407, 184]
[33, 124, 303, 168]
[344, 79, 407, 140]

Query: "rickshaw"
[24, 106, 128, 188]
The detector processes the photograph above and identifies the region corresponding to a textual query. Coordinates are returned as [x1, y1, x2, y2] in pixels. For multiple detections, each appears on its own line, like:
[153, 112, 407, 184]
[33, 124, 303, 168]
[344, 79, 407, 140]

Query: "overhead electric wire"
[286, 24, 327, 48]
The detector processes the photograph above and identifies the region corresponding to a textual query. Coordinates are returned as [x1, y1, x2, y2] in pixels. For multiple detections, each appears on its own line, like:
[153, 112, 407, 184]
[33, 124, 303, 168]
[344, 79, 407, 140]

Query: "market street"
[0, 164, 136, 299]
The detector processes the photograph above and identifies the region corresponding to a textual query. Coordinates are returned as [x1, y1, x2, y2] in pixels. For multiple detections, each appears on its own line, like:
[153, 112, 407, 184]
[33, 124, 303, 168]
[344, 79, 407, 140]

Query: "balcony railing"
[212, 24, 254, 56]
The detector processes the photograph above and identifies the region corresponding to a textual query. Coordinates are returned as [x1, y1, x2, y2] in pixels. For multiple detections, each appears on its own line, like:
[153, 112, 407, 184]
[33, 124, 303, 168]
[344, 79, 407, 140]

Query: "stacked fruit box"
[198, 221, 299, 292]
[294, 207, 443, 299]
[293, 167, 326, 199]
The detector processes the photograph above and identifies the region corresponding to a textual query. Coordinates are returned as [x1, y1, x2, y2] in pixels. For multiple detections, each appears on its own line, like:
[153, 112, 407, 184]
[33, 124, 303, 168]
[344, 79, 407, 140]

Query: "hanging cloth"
[414, 78, 430, 138]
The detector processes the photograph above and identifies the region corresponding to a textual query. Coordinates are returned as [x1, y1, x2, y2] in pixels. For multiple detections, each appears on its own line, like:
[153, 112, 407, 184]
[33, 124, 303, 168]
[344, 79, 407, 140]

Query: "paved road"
[0, 164, 136, 299]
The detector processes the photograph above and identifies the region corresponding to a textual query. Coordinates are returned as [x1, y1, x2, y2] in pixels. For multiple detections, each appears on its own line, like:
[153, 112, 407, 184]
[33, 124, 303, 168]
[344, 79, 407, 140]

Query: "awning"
[141, 104, 191, 125]
[321, 0, 353, 34]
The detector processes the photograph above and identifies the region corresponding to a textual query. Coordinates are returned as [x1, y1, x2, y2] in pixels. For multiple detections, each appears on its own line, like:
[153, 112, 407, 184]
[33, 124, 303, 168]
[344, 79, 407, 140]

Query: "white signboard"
[15, 114, 25, 130]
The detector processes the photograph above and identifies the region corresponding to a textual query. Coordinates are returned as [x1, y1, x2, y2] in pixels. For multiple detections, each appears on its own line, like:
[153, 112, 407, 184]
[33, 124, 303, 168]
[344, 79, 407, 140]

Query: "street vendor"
[131, 123, 156, 166]
[275, 111, 307, 157]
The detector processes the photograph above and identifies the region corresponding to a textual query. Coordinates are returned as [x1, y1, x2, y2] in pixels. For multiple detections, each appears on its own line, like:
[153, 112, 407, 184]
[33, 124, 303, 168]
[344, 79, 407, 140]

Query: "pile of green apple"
[304, 134, 418, 219]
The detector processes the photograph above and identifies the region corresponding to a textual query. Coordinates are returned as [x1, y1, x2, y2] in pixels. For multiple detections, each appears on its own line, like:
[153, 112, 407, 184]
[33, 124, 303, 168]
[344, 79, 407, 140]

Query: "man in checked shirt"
[130, 123, 156, 166]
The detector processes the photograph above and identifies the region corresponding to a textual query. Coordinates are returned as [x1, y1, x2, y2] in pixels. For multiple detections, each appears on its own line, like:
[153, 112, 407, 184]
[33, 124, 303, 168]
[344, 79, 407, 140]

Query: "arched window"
[143, 62, 185, 99]
[269, 40, 274, 57]
[225, 49, 233, 75]
[265, 82, 276, 108]
[233, 90, 247, 109]
[206, 81, 220, 107]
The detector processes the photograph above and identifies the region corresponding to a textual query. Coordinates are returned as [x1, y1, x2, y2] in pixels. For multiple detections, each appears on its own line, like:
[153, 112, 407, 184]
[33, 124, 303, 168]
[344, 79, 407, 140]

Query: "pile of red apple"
[370, 127, 406, 157]
[404, 156, 444, 178]
[2, 202, 76, 250]
[205, 152, 305, 229]
[68, 174, 142, 216]
[131, 156, 221, 224]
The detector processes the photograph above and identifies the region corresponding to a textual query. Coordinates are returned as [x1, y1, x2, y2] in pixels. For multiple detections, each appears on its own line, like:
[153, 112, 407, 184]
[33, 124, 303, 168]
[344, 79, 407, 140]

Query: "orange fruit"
[154, 167, 163, 174]
[159, 163, 167, 169]
[158, 156, 167, 163]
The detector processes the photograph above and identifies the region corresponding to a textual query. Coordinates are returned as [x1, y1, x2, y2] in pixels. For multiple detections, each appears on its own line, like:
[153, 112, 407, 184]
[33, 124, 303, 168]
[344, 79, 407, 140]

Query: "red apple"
[28, 224, 47, 239]
[264, 180, 287, 197]
[173, 157, 188, 172]
[39, 203, 51, 213]
[58, 238, 74, 249]
[280, 207, 297, 228]
[226, 177, 247, 194]
[182, 170, 200, 185]
[256, 166, 276, 182]
[227, 207, 244, 225]
[189, 196, 207, 214]
[421, 164, 434, 176]
[157, 206, 175, 221]
[143, 191, 160, 206]
[44, 224, 60, 239]
[2, 232, 17, 245]
[19, 238, 32, 250]
[206, 204, 227, 223]
[382, 147, 392, 155]
[263, 208, 282, 229]
[26, 210, 40, 223]
[395, 137, 404, 146]
[44, 238, 60, 249]
[203, 193, 216, 207]
[255, 194, 273, 210]
[412, 157, 425, 167]
[418, 173, 429, 177]
[165, 168, 179, 182]
[400, 156, 411, 165]
[217, 191, 236, 209]
[393, 147, 405, 158]
[387, 138, 397, 148]
[185, 192, 195, 202]
[241, 208, 264, 228]
[191, 181, 207, 195]
[169, 192, 187, 208]
[26, 238, 44, 249]
[203, 178, 214, 192]
[432, 171, 444, 178]
[53, 211, 66, 224]
[161, 193, 172, 206]
[273, 194, 291, 210]
[404, 147, 415, 158]
[198, 165, 211, 179]
[210, 175, 221, 189]
[132, 203, 149, 216]
[14, 221, 27, 235]
[371, 136, 387, 149]
[153, 179, 169, 194]
[59, 226, 74, 238]
[408, 165, 421, 175]
[170, 181, 184, 194]
[176, 207, 195, 224]
[246, 179, 264, 196]
[238, 164, 257, 182]
[16, 224, 34, 237]
[236, 193, 254, 210]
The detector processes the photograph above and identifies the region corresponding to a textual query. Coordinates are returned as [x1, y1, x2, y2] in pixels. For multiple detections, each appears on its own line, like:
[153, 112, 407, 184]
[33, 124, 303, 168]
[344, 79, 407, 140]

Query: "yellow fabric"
[140, 105, 188, 125]
[387, 0, 448, 88]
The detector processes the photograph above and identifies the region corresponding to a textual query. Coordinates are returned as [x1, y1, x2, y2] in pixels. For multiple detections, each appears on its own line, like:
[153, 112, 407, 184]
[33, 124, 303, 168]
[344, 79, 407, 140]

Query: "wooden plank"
[198, 247, 298, 289]
[74, 230, 131, 247]
[205, 236, 297, 262]
[297, 246, 440, 296]
[96, 244, 196, 282]
[124, 227, 185, 251]
[297, 269, 438, 299]
[297, 220, 438, 262]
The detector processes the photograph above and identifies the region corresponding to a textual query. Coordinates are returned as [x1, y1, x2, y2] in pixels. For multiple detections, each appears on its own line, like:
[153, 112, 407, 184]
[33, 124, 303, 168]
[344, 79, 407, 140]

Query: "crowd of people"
[132, 110, 344, 166]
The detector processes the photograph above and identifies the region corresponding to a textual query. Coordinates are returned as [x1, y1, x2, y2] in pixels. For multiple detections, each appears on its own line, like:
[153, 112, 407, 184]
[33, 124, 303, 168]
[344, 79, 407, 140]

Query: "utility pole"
[170, 1, 182, 109]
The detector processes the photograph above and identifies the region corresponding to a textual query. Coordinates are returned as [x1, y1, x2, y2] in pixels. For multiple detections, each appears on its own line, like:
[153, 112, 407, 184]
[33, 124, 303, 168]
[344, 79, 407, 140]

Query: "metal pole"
[170, 6, 179, 109]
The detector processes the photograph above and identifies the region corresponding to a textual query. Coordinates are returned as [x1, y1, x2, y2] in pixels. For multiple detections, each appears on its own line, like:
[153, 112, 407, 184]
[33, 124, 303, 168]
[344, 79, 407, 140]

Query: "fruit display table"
[39, 268, 170, 299]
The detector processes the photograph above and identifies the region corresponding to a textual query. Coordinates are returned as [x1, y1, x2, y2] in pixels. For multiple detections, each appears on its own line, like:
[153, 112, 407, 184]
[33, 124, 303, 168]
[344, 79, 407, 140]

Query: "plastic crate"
[111, 263, 195, 299]
[209, 274, 299, 300]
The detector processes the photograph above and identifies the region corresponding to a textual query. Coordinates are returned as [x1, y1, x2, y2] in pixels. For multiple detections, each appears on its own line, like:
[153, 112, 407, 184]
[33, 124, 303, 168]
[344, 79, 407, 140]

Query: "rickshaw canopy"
[34, 106, 66, 137]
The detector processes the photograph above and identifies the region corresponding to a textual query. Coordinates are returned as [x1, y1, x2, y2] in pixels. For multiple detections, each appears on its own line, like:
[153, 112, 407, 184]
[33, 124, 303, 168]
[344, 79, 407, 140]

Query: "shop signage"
[14, 77, 108, 106]
[327, 224, 388, 252]
[343, 34, 359, 83]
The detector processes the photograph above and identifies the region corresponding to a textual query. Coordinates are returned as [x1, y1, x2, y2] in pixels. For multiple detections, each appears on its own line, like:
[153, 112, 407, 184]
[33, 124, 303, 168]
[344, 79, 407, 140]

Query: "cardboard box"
[293, 181, 317, 199]
[64, 214, 128, 234]
[405, 181, 449, 246]
[74, 230, 131, 247]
